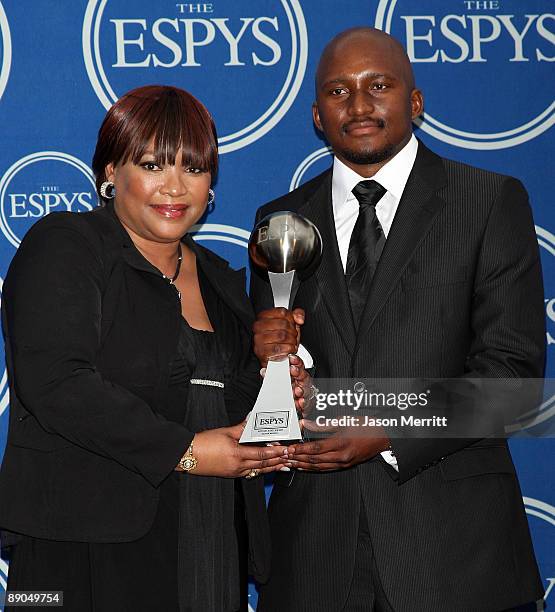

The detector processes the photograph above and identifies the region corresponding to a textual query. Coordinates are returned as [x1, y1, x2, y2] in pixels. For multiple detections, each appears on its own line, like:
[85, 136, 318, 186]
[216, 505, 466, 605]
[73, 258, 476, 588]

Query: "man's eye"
[372, 83, 388, 91]
[330, 87, 347, 95]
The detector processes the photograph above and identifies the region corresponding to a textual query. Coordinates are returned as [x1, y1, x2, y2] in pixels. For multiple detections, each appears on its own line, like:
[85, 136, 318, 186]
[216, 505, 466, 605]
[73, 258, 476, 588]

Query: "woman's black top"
[88, 274, 243, 611]
[0, 206, 269, 610]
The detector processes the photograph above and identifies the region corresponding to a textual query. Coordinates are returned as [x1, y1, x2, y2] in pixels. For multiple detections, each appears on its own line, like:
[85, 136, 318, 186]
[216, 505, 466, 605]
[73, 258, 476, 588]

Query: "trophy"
[240, 211, 322, 444]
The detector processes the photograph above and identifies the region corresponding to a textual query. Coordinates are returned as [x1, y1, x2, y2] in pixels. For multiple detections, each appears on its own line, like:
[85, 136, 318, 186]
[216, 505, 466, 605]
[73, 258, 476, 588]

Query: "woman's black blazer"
[0, 205, 270, 581]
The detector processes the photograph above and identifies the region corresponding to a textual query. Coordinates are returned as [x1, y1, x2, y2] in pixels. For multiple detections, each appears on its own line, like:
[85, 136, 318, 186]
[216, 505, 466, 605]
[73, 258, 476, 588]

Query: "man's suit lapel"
[356, 142, 448, 345]
[299, 171, 357, 353]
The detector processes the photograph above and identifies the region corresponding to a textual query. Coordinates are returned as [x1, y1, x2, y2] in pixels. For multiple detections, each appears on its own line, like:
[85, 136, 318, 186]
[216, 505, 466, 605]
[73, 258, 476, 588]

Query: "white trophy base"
[239, 356, 302, 444]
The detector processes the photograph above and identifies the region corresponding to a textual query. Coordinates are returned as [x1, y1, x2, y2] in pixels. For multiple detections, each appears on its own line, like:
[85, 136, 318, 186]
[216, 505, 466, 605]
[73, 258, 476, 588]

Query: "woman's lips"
[150, 204, 188, 219]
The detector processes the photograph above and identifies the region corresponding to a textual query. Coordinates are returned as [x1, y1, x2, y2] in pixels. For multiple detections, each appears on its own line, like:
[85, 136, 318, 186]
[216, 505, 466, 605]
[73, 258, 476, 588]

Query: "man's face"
[313, 34, 423, 174]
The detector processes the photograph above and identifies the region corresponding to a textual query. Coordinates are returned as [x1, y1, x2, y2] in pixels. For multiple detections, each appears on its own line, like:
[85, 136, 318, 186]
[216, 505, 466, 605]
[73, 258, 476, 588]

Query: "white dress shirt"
[332, 134, 418, 270]
[331, 134, 419, 469]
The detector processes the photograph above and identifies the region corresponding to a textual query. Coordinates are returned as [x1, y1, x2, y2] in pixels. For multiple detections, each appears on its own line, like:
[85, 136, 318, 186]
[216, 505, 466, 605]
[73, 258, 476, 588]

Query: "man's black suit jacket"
[251, 142, 545, 611]
[0, 205, 270, 582]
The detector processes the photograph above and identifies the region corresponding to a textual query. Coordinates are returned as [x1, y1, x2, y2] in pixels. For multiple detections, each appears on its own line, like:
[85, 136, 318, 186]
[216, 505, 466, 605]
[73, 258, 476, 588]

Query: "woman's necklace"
[162, 243, 183, 300]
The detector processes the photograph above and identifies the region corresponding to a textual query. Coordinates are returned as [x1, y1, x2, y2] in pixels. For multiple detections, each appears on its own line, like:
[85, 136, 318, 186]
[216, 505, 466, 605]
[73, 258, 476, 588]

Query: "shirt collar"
[332, 134, 418, 210]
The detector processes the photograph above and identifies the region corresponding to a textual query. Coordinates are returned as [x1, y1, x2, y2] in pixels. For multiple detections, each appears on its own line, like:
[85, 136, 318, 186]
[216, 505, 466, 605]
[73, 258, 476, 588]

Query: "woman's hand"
[177, 422, 289, 478]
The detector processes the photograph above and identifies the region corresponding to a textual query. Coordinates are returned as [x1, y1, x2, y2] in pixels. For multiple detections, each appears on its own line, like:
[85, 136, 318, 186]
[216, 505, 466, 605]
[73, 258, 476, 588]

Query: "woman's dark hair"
[92, 85, 218, 201]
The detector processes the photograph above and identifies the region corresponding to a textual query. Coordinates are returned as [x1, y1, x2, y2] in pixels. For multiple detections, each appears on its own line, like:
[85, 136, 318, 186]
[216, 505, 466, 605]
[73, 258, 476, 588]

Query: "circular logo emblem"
[510, 225, 555, 431]
[191, 222, 249, 272]
[537, 226, 555, 365]
[523, 496, 555, 601]
[374, 0, 555, 149]
[0, 152, 98, 248]
[0, 557, 8, 592]
[289, 146, 332, 191]
[0, 365, 7, 417]
[537, 225, 554, 427]
[0, 275, 7, 418]
[0, 1, 12, 101]
[83, 0, 308, 154]
[525, 496, 555, 527]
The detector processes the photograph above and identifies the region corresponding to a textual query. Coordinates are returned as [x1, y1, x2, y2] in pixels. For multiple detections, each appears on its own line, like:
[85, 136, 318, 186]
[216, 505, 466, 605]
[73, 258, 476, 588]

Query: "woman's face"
[105, 147, 211, 245]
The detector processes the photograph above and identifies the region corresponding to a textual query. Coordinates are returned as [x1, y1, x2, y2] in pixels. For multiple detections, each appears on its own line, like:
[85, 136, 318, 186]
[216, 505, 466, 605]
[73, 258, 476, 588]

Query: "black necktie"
[346, 180, 387, 329]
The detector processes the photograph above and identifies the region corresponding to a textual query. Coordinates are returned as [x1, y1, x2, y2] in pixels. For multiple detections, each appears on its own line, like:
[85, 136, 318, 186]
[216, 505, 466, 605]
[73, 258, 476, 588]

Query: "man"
[250, 28, 545, 611]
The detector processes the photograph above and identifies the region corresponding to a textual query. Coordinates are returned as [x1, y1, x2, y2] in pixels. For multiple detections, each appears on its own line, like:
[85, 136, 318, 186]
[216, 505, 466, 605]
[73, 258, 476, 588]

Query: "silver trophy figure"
[240, 212, 322, 444]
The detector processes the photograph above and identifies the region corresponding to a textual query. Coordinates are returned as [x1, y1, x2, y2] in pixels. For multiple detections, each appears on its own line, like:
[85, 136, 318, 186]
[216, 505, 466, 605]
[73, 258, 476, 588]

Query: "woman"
[0, 85, 293, 611]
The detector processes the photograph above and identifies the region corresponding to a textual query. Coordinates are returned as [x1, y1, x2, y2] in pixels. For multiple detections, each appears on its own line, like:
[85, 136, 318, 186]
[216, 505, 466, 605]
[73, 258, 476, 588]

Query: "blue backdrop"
[0, 1, 553, 609]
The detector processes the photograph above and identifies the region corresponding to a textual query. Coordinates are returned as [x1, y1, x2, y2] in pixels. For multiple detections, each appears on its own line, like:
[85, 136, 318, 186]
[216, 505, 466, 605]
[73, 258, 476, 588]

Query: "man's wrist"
[370, 429, 393, 456]
[383, 438, 394, 455]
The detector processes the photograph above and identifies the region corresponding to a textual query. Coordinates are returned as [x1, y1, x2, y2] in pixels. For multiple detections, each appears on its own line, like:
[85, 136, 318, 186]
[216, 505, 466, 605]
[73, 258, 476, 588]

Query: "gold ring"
[245, 468, 259, 479]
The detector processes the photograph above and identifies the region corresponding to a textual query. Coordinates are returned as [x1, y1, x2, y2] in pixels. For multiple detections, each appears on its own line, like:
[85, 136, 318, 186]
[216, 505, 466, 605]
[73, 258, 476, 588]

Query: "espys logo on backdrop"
[0, 152, 98, 248]
[0, 557, 9, 604]
[83, 1, 307, 153]
[0, 1, 12, 101]
[374, 0, 554, 149]
[547, 296, 555, 345]
[508, 230, 555, 431]
[0, 275, 7, 420]
[537, 226, 555, 348]
[524, 497, 555, 602]
[190, 222, 250, 272]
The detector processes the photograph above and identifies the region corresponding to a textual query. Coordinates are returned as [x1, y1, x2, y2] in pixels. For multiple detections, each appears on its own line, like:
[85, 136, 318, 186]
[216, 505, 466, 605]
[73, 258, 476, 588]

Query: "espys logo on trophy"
[240, 211, 322, 444]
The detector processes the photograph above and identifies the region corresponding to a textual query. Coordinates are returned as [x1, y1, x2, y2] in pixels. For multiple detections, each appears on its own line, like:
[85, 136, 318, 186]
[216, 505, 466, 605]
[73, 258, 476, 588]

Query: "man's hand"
[260, 354, 314, 417]
[285, 421, 390, 471]
[253, 307, 305, 367]
[288, 354, 315, 417]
